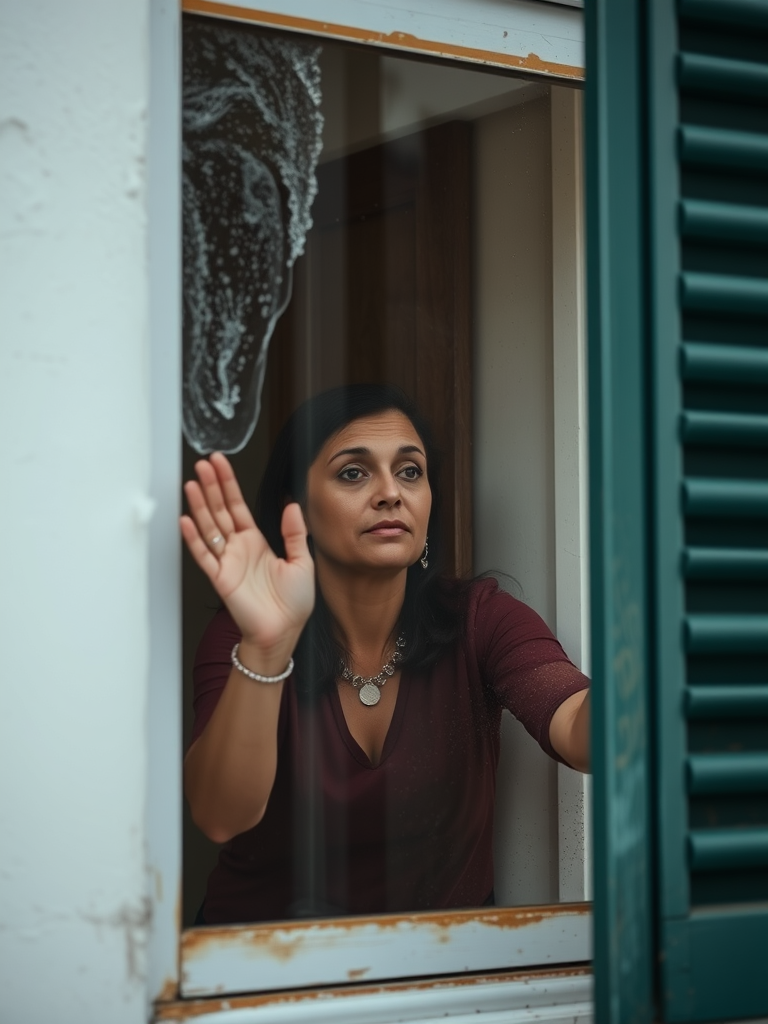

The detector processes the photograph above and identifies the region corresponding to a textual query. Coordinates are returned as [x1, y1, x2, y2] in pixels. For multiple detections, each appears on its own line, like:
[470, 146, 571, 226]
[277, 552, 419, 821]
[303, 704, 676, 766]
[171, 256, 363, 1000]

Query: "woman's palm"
[180, 454, 314, 649]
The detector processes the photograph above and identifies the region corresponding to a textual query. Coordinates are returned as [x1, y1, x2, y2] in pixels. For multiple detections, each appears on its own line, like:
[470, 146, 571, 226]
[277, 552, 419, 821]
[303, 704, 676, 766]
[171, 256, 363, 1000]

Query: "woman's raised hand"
[180, 453, 315, 656]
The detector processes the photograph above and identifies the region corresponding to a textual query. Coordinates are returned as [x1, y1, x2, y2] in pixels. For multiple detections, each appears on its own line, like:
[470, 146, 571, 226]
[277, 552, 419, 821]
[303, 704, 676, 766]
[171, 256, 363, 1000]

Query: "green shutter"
[585, 1, 656, 1022]
[588, 0, 768, 1021]
[649, 0, 768, 1020]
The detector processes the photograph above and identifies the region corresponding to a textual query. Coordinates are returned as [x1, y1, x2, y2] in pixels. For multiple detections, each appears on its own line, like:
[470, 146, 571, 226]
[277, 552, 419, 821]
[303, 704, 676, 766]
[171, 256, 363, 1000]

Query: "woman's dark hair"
[255, 383, 465, 698]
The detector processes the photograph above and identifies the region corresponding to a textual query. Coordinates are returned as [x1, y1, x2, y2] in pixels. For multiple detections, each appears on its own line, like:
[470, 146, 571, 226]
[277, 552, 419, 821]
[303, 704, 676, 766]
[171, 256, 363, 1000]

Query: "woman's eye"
[399, 465, 423, 480]
[339, 466, 364, 481]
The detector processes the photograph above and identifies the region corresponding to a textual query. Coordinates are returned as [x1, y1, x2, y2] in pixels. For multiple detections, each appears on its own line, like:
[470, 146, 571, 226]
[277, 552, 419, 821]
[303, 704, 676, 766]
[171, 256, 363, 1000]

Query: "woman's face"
[304, 410, 432, 575]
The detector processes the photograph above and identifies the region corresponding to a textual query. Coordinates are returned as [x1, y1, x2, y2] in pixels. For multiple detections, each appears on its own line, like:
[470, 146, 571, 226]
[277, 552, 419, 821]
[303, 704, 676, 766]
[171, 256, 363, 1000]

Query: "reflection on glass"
[182, 19, 323, 454]
[181, 18, 589, 927]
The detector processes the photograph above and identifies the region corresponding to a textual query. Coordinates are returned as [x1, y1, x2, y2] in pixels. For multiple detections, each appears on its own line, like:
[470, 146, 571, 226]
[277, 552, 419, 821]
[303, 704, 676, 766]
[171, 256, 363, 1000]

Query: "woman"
[181, 384, 589, 924]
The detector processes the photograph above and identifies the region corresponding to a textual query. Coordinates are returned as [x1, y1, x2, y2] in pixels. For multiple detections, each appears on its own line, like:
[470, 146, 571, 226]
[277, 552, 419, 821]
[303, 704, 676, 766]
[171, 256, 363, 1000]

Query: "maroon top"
[190, 580, 588, 923]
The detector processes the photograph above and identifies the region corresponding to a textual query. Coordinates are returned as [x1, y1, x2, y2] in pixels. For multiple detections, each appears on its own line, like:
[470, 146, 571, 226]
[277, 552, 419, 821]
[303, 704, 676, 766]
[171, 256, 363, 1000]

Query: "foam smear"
[182, 20, 323, 453]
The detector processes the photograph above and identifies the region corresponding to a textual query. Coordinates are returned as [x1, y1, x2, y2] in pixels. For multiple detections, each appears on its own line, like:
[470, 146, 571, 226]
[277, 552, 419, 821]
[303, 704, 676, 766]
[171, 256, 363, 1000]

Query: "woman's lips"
[366, 521, 409, 536]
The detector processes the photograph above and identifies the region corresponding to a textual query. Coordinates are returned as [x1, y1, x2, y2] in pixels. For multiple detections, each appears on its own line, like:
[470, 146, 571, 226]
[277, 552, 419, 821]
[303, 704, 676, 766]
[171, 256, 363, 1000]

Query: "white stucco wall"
[0, 2, 152, 1021]
[0, 6, 587, 1020]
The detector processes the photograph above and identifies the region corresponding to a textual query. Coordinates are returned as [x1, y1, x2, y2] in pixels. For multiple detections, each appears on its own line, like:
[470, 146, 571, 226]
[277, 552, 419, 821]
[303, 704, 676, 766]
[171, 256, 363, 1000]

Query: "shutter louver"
[650, 0, 768, 1019]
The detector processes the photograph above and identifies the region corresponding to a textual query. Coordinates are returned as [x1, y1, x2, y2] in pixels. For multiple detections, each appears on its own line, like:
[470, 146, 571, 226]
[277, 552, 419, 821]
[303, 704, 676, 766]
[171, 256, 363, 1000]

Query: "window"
[147, 0, 591, 1013]
[143, 1, 768, 1020]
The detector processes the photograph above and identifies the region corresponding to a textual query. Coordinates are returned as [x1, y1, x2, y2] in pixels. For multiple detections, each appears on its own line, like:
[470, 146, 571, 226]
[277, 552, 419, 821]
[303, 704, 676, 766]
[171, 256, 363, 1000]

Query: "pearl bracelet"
[231, 643, 294, 684]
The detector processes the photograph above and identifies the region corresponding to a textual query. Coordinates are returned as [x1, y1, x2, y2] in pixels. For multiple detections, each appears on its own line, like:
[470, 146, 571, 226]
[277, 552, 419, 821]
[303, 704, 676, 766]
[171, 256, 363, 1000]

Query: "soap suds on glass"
[183, 20, 323, 453]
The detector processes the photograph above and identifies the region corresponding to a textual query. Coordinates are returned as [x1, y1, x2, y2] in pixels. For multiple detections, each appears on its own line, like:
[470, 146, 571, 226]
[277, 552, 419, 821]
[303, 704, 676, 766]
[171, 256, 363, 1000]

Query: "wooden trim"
[182, 0, 585, 80]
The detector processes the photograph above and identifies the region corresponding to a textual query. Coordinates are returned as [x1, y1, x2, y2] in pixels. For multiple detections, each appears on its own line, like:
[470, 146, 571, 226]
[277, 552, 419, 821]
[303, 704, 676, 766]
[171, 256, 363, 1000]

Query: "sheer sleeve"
[469, 580, 589, 762]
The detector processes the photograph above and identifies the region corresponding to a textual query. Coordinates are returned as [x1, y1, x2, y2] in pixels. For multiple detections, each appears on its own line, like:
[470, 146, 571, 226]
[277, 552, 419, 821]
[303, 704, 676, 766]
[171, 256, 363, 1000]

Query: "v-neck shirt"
[329, 663, 407, 767]
[190, 579, 588, 923]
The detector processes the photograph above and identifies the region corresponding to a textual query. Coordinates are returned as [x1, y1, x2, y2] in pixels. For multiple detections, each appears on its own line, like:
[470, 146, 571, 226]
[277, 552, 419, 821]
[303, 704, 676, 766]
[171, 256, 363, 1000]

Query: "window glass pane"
[181, 15, 589, 927]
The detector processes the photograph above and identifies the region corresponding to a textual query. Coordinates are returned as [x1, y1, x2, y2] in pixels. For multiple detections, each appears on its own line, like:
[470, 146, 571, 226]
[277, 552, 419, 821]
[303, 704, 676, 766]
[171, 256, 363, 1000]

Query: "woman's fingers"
[194, 458, 237, 540]
[179, 513, 221, 579]
[183, 478, 225, 550]
[281, 502, 312, 565]
[209, 453, 258, 532]
[183, 456, 272, 583]
[181, 483, 313, 642]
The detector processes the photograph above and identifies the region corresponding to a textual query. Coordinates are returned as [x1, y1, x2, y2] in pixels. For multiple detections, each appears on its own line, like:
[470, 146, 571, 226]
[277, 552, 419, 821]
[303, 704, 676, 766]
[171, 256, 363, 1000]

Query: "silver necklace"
[340, 634, 406, 706]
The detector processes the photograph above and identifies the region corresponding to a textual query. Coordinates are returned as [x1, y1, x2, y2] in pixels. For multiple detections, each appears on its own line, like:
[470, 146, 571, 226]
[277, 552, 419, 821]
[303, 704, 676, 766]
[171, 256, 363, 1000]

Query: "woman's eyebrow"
[327, 443, 425, 464]
[327, 446, 369, 464]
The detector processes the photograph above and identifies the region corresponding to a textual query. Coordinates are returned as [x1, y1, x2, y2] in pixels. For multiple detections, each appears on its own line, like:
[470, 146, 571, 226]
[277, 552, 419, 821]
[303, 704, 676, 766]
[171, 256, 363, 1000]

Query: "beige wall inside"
[473, 93, 561, 905]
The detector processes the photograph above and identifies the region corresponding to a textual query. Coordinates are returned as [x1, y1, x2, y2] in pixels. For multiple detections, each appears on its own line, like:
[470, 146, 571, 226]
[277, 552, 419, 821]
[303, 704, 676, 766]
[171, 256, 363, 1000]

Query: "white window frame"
[146, 1, 591, 1016]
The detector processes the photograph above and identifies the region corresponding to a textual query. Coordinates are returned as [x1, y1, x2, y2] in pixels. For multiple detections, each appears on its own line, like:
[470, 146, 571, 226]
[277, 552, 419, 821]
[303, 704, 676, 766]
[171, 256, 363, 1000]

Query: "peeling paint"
[134, 494, 158, 526]
[181, 0, 584, 80]
[82, 897, 153, 985]
[346, 967, 369, 980]
[157, 976, 181, 1003]
[155, 965, 591, 1020]
[178, 903, 591, 997]
[181, 902, 590, 963]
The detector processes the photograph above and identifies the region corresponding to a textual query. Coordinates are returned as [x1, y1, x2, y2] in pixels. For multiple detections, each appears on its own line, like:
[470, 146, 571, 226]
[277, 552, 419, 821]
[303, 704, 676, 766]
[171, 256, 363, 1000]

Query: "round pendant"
[359, 683, 381, 706]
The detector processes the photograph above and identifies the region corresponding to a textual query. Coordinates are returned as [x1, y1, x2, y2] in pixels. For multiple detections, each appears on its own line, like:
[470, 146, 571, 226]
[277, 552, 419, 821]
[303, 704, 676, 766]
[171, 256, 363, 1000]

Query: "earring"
[420, 537, 429, 570]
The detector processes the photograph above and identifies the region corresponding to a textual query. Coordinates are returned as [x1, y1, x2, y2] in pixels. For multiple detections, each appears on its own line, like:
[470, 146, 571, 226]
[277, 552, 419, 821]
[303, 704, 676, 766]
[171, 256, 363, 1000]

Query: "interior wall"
[473, 93, 560, 905]
[319, 42, 541, 164]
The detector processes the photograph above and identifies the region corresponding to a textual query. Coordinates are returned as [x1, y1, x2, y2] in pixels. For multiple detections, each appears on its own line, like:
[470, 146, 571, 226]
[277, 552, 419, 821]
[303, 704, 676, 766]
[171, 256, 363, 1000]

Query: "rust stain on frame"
[156, 964, 591, 1020]
[347, 967, 370, 979]
[152, 886, 183, 1003]
[181, 903, 590, 961]
[156, 976, 180, 1003]
[181, 0, 585, 81]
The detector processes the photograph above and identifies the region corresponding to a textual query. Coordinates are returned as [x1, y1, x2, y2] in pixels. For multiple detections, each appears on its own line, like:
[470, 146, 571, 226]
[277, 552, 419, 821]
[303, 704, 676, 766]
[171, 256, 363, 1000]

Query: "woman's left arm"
[549, 687, 590, 773]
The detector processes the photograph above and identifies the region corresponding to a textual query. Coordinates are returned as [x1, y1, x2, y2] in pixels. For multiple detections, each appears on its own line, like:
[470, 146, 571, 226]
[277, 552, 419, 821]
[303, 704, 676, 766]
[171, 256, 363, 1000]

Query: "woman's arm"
[549, 686, 590, 773]
[180, 454, 314, 843]
[184, 637, 294, 843]
[470, 583, 590, 772]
